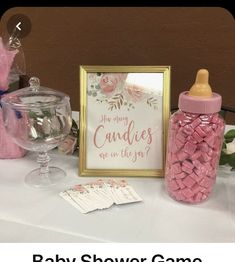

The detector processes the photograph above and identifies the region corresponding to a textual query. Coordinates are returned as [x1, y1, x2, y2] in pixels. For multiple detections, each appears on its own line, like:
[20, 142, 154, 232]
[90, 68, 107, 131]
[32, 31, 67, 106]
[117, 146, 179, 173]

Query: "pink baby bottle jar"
[165, 69, 225, 204]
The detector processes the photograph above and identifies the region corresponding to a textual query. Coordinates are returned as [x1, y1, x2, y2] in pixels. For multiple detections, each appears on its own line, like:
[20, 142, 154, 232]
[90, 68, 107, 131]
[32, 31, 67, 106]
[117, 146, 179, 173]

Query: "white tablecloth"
[1, 152, 235, 242]
[0, 119, 235, 243]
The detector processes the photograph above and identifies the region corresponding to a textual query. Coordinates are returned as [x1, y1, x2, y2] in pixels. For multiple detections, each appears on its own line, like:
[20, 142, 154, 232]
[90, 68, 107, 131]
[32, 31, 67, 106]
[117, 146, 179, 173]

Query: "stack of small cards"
[60, 179, 143, 214]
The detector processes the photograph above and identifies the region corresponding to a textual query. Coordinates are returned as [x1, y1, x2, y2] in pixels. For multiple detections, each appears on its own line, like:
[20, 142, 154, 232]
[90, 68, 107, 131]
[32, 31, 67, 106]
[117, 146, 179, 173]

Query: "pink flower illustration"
[99, 74, 119, 95]
[125, 83, 145, 103]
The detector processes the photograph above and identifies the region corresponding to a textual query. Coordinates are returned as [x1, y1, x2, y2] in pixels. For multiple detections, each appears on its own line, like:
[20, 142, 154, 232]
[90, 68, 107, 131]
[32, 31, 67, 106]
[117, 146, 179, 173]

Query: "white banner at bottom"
[0, 243, 234, 262]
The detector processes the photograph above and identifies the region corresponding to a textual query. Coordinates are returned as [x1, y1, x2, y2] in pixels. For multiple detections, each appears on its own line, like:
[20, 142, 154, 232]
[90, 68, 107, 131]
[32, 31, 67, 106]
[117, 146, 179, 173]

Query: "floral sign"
[79, 66, 170, 177]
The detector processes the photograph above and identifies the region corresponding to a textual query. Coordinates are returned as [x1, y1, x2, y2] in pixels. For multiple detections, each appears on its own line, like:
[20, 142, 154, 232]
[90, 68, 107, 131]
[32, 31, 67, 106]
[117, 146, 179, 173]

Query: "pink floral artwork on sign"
[87, 73, 159, 111]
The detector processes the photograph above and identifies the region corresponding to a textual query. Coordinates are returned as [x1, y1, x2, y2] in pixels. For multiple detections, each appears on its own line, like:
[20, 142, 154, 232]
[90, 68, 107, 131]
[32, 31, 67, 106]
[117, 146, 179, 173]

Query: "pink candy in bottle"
[165, 69, 225, 204]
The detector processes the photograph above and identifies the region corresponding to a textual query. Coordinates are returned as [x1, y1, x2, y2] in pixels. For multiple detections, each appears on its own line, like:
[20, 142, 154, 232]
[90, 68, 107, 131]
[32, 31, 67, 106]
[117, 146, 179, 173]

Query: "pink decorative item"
[0, 37, 26, 158]
[0, 111, 26, 158]
[165, 69, 225, 204]
[0, 37, 18, 90]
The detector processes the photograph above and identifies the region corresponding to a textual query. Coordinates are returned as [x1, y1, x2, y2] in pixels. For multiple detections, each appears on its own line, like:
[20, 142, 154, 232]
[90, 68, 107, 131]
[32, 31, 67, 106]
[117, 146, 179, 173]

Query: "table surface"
[0, 119, 235, 243]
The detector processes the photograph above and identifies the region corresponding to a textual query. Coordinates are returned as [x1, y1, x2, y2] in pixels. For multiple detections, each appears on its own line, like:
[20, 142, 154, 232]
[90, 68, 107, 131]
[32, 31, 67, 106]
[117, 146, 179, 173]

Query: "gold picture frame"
[79, 66, 170, 177]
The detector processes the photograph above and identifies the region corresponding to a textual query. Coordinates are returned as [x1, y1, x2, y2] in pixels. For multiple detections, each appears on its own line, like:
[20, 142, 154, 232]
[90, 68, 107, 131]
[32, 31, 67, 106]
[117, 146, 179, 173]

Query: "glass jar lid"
[1, 77, 70, 109]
